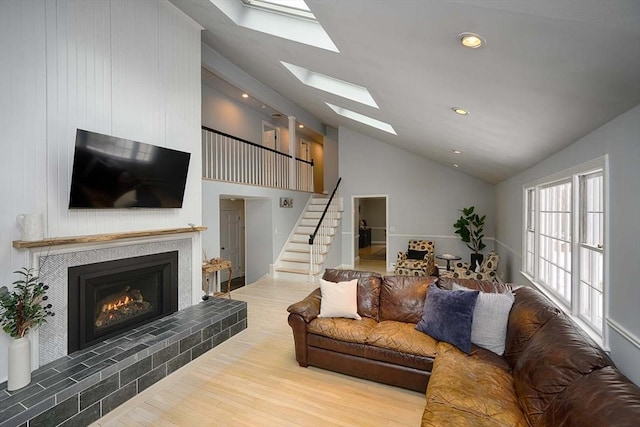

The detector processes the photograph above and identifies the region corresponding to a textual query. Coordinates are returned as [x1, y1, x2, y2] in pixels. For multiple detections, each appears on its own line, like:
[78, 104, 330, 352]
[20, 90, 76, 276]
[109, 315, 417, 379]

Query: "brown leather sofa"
[287, 269, 640, 426]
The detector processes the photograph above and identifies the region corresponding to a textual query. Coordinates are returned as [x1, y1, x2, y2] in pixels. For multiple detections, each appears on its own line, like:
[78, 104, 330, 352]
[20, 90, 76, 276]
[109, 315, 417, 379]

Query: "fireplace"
[67, 251, 178, 352]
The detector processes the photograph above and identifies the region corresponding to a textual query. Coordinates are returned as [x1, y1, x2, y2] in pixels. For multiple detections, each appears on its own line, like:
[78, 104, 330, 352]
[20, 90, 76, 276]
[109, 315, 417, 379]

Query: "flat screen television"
[69, 129, 191, 208]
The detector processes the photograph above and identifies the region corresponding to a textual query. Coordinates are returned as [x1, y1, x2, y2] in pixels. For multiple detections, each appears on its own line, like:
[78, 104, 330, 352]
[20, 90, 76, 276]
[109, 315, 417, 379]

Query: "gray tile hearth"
[0, 297, 247, 427]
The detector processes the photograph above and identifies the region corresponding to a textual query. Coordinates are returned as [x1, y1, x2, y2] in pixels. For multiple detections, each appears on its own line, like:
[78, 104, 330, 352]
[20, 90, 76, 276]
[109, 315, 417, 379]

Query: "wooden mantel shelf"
[12, 226, 207, 249]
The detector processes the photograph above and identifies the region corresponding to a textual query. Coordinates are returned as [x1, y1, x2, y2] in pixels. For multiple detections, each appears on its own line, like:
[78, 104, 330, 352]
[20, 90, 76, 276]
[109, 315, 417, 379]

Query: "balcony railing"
[202, 126, 313, 192]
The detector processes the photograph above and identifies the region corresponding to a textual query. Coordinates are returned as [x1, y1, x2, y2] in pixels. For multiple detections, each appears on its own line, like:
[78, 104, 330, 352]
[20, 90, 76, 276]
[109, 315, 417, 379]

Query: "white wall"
[338, 126, 496, 271]
[0, 0, 202, 382]
[494, 105, 640, 385]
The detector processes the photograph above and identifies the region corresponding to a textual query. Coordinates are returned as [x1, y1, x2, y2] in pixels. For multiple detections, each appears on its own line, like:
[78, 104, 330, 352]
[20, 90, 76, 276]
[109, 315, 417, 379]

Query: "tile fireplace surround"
[1, 230, 248, 426]
[0, 297, 247, 427]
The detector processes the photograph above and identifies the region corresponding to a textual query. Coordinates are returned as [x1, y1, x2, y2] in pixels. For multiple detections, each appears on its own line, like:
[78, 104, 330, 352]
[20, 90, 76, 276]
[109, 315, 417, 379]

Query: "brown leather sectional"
[287, 269, 640, 426]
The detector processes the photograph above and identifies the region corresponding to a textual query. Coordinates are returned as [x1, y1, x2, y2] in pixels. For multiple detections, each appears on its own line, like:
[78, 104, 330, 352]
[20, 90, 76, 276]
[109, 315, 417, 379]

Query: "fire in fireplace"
[68, 251, 178, 352]
[94, 286, 153, 329]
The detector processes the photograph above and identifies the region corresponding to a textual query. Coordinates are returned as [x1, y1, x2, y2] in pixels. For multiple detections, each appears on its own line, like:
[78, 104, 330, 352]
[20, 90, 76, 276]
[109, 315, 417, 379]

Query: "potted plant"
[0, 268, 54, 390]
[453, 206, 486, 268]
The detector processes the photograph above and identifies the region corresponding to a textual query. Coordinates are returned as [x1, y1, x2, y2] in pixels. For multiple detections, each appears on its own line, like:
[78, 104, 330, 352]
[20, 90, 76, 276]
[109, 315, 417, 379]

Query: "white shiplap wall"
[0, 0, 202, 382]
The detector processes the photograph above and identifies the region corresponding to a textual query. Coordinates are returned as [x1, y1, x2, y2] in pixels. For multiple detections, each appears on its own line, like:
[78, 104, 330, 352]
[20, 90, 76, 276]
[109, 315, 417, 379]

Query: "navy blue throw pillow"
[406, 249, 427, 260]
[415, 284, 479, 353]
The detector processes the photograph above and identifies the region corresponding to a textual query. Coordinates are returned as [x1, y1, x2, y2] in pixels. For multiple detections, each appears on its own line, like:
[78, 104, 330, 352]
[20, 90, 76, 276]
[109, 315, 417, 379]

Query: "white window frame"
[521, 156, 609, 348]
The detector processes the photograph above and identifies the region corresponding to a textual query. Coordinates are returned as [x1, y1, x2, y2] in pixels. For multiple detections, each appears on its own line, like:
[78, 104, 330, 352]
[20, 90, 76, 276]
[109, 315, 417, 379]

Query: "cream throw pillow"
[453, 282, 514, 355]
[318, 278, 361, 320]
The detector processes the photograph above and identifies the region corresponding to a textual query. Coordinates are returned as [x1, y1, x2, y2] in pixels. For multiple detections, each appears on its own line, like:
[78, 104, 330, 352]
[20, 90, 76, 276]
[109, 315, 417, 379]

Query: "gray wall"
[245, 199, 273, 284]
[202, 84, 283, 146]
[338, 126, 496, 271]
[323, 126, 340, 192]
[495, 105, 640, 385]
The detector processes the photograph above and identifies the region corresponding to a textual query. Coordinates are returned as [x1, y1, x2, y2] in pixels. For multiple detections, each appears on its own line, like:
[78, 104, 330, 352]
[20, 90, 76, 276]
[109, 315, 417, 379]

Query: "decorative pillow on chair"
[406, 249, 428, 260]
[453, 283, 514, 355]
[415, 284, 479, 353]
[318, 278, 361, 320]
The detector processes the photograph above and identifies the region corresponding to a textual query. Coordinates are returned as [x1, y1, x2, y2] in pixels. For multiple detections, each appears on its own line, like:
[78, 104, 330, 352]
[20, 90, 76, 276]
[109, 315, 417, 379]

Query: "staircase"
[273, 194, 343, 282]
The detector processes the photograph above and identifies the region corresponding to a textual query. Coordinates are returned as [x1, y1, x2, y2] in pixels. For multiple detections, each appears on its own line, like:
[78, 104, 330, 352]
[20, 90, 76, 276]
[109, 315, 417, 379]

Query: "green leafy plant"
[453, 206, 486, 254]
[0, 268, 54, 338]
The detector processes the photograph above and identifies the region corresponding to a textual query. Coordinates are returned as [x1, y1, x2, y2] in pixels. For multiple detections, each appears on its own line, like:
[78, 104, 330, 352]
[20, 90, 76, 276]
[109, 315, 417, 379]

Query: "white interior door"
[220, 209, 243, 280]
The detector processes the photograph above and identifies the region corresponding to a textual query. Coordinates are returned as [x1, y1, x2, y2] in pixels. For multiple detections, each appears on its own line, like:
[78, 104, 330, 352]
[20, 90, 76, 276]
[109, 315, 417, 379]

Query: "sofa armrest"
[397, 251, 407, 261]
[286, 288, 321, 322]
[287, 313, 309, 367]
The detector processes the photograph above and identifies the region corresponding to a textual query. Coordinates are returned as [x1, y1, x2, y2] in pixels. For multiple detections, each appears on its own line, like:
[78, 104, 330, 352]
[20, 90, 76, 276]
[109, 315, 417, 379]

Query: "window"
[523, 158, 606, 338]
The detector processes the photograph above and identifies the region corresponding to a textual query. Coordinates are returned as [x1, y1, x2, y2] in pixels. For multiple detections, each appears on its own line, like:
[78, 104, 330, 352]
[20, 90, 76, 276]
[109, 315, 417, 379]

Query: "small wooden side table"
[202, 259, 233, 299]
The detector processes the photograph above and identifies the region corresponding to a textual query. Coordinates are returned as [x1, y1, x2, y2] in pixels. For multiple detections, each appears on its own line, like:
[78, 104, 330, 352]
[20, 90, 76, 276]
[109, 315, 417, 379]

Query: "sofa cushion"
[318, 278, 361, 320]
[416, 285, 479, 354]
[366, 320, 438, 358]
[322, 269, 382, 320]
[379, 276, 436, 323]
[308, 317, 378, 344]
[453, 283, 514, 355]
[504, 286, 562, 367]
[423, 341, 528, 427]
[513, 313, 614, 426]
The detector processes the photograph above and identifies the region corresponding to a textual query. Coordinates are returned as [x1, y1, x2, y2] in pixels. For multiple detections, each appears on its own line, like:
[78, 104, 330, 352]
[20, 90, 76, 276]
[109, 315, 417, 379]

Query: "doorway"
[220, 198, 245, 290]
[353, 196, 388, 274]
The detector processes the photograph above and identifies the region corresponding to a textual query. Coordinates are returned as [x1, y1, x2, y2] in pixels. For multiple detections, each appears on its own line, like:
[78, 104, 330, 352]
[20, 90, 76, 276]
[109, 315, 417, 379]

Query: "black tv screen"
[69, 129, 191, 208]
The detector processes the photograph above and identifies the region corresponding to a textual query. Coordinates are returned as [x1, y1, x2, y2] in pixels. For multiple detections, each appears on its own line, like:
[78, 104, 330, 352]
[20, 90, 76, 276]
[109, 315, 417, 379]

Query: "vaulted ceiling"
[170, 0, 640, 183]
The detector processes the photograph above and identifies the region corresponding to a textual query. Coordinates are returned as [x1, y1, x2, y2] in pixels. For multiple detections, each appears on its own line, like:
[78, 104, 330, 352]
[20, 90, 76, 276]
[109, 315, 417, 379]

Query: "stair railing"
[308, 177, 342, 281]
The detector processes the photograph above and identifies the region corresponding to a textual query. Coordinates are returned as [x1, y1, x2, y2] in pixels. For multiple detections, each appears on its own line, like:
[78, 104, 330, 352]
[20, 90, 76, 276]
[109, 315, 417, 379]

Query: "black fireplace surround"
[68, 251, 178, 353]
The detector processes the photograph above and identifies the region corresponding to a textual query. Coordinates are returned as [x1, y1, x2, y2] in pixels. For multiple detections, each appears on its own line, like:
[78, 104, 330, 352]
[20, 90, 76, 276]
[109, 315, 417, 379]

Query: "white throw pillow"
[318, 278, 361, 320]
[453, 283, 514, 355]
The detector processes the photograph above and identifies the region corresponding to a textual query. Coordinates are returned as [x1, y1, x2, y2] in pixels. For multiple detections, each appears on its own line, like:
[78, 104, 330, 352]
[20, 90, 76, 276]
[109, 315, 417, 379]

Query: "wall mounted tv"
[69, 129, 191, 208]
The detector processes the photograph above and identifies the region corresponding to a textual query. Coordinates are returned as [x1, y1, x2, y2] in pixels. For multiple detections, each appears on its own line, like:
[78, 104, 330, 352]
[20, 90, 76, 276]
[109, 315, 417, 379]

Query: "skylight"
[209, 0, 338, 52]
[241, 0, 315, 20]
[281, 61, 379, 108]
[326, 103, 397, 135]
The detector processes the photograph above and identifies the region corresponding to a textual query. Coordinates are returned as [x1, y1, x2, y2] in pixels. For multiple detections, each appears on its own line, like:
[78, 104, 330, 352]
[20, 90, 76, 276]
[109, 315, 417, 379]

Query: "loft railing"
[308, 177, 342, 281]
[296, 157, 314, 193]
[202, 126, 314, 192]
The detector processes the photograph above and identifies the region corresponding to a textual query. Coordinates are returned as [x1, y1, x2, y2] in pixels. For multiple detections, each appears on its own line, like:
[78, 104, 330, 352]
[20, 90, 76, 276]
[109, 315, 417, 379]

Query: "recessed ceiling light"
[453, 164, 460, 168]
[242, 93, 249, 98]
[458, 32, 485, 49]
[452, 107, 469, 116]
[298, 124, 304, 129]
[261, 104, 266, 109]
[452, 149, 461, 154]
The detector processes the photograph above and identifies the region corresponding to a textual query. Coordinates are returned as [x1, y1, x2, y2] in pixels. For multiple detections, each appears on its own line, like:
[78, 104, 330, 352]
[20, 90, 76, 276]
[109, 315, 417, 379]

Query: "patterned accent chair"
[450, 251, 500, 281]
[394, 240, 437, 276]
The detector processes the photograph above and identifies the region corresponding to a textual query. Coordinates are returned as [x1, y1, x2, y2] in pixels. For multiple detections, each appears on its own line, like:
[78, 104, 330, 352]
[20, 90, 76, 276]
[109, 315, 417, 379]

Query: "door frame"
[352, 195, 389, 271]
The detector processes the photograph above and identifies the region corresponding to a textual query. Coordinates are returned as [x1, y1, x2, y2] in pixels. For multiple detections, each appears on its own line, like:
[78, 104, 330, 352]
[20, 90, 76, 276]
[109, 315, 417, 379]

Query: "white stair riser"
[300, 219, 339, 227]
[303, 211, 342, 220]
[279, 260, 314, 269]
[284, 251, 325, 262]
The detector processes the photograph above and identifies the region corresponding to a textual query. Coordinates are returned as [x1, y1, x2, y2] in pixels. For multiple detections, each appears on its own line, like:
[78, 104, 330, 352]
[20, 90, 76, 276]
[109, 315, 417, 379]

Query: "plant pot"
[7, 336, 31, 391]
[470, 253, 484, 272]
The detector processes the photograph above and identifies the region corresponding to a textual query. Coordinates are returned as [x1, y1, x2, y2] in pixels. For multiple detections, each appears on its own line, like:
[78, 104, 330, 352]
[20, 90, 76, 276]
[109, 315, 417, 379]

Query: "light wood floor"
[92, 276, 425, 427]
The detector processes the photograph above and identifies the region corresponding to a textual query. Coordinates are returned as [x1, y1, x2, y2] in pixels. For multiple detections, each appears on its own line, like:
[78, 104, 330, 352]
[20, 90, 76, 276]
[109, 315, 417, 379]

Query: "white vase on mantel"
[7, 336, 31, 391]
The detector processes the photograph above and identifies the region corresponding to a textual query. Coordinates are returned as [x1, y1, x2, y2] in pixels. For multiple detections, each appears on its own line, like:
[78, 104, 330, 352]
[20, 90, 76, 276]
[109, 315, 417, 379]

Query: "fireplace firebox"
[68, 251, 178, 352]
